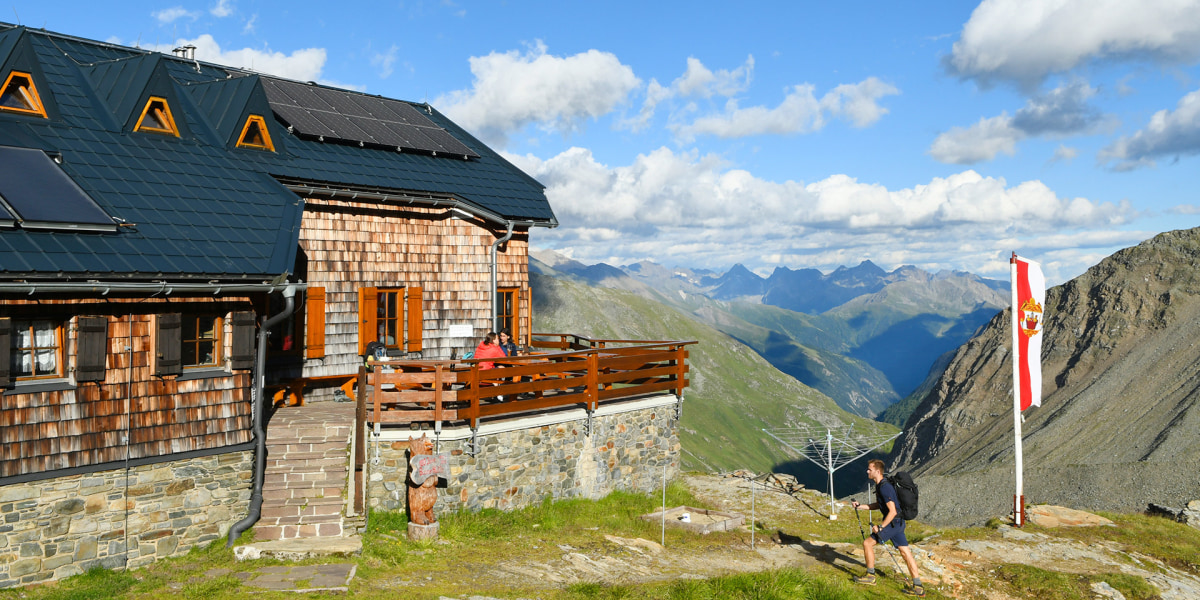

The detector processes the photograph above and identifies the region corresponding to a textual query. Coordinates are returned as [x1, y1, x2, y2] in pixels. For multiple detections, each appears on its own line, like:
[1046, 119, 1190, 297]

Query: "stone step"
[265, 475, 345, 489]
[266, 429, 352, 443]
[264, 457, 349, 469]
[266, 451, 346, 462]
[263, 487, 344, 501]
[261, 503, 345, 520]
[260, 513, 343, 526]
[266, 442, 349, 454]
[253, 522, 344, 540]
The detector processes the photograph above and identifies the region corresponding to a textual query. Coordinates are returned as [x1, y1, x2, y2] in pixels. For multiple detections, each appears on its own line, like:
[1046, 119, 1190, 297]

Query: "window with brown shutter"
[155, 313, 182, 376]
[406, 286, 423, 353]
[306, 287, 325, 359]
[358, 287, 378, 356]
[75, 317, 108, 383]
[230, 311, 256, 370]
[0, 318, 11, 387]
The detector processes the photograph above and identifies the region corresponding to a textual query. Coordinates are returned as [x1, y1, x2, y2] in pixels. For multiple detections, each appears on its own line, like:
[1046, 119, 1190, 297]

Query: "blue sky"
[11, 1, 1200, 284]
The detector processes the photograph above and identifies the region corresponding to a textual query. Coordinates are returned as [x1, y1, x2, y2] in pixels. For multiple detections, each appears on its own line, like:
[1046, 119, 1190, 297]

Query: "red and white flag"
[1012, 255, 1045, 411]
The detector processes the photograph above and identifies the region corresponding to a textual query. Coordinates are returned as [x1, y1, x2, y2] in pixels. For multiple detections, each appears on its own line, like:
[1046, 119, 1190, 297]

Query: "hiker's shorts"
[871, 521, 908, 547]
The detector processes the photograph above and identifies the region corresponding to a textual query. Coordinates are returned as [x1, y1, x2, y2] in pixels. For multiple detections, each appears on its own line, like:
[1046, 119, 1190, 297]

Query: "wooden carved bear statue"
[407, 434, 437, 525]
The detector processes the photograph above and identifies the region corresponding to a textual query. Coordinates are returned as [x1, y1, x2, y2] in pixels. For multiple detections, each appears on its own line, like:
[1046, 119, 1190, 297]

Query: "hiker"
[852, 459, 924, 596]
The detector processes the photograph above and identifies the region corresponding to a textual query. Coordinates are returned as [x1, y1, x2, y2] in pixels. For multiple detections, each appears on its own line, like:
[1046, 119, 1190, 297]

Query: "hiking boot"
[902, 583, 925, 596]
[852, 574, 876, 585]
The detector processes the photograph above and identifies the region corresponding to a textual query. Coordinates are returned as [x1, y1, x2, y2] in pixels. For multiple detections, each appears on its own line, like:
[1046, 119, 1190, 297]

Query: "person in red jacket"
[474, 332, 506, 370]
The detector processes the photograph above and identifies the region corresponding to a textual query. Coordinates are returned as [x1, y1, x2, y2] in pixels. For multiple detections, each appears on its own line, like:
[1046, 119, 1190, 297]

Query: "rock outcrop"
[891, 228, 1200, 525]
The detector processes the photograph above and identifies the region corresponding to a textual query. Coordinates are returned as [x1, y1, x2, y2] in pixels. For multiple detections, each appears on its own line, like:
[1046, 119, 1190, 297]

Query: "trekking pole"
[854, 496, 864, 544]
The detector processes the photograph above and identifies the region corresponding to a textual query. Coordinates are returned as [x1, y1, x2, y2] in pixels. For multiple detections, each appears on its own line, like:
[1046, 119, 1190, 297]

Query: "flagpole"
[1010, 252, 1025, 527]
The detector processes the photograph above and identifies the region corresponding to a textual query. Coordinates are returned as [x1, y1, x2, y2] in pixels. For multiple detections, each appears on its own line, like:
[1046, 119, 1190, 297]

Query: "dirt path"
[443, 474, 1200, 599]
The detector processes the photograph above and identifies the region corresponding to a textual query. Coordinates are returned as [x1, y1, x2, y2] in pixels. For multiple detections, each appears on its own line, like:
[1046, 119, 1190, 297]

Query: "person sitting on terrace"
[498, 329, 518, 357]
[474, 332, 506, 370]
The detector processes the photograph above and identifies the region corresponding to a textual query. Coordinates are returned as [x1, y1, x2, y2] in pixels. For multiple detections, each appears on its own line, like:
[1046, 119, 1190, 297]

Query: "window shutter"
[521, 287, 532, 347]
[306, 287, 326, 359]
[76, 316, 108, 382]
[155, 313, 182, 376]
[406, 286, 423, 353]
[230, 311, 256, 369]
[358, 286, 378, 356]
[0, 318, 11, 387]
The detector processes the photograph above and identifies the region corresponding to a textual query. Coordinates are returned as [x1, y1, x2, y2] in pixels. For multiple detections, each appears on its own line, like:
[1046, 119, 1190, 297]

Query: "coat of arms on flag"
[1019, 297, 1042, 338]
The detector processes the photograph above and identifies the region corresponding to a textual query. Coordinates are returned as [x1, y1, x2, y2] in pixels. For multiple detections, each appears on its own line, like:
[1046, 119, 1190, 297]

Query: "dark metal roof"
[0, 24, 554, 281]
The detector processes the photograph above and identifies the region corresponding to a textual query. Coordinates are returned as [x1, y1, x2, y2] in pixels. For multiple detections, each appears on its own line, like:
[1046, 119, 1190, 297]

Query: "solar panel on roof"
[261, 77, 479, 158]
[0, 146, 118, 232]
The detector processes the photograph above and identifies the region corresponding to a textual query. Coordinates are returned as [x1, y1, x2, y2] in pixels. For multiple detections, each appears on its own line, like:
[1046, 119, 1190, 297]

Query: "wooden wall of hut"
[0, 296, 255, 480]
[296, 199, 532, 381]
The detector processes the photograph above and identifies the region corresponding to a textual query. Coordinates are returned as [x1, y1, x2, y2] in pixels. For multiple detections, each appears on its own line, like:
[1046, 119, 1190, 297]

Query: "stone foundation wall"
[0, 450, 252, 588]
[367, 396, 681, 514]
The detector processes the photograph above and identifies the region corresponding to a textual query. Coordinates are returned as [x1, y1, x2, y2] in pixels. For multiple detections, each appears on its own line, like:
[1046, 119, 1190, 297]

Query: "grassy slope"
[531, 273, 897, 475]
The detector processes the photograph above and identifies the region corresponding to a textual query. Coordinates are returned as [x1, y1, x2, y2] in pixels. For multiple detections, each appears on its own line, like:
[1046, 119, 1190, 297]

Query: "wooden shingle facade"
[276, 200, 534, 398]
[1, 296, 257, 479]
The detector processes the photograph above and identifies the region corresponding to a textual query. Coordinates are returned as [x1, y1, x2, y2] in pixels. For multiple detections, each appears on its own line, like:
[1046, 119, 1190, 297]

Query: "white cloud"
[673, 55, 754, 98]
[1168, 204, 1200, 215]
[930, 81, 1102, 164]
[243, 14, 257, 34]
[819, 77, 901, 127]
[674, 77, 898, 141]
[211, 0, 233, 18]
[948, 0, 1200, 88]
[153, 7, 199, 24]
[165, 34, 327, 81]
[435, 41, 640, 147]
[929, 114, 1023, 163]
[372, 44, 400, 79]
[1050, 144, 1079, 163]
[515, 146, 1135, 281]
[1101, 88, 1200, 169]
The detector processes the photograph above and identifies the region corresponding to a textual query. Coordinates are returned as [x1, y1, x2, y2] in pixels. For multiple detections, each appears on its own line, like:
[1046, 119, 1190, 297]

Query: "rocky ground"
[414, 473, 1200, 599]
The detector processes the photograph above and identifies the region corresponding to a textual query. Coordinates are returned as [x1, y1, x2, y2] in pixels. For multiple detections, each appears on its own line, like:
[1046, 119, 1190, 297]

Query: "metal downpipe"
[227, 285, 297, 547]
[490, 221, 514, 332]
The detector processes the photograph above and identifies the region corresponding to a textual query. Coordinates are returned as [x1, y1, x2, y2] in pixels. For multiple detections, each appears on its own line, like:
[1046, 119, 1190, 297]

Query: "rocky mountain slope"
[891, 228, 1200, 525]
[530, 272, 897, 484]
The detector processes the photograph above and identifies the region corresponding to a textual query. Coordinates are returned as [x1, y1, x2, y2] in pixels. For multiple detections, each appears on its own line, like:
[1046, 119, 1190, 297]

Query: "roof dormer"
[185, 74, 286, 153]
[0, 27, 57, 120]
[0, 71, 46, 118]
[83, 53, 191, 138]
[134, 96, 180, 136]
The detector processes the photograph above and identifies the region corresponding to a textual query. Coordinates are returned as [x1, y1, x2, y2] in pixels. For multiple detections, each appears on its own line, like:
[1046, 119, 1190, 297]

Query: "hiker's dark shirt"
[875, 479, 904, 527]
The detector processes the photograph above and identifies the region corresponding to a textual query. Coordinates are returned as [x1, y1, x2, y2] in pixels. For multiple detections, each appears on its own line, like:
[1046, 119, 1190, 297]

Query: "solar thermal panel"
[0, 146, 118, 232]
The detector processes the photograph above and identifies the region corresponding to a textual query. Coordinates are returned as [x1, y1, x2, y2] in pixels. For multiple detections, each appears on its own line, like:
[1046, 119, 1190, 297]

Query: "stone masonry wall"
[367, 400, 680, 514]
[0, 450, 252, 588]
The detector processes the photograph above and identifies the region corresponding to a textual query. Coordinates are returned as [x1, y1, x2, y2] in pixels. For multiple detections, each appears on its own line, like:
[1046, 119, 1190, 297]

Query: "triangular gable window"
[0, 71, 47, 118]
[237, 114, 275, 151]
[134, 96, 180, 136]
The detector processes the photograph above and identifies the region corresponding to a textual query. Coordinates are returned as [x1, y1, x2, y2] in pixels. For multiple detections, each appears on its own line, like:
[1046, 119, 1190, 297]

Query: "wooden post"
[586, 351, 599, 412]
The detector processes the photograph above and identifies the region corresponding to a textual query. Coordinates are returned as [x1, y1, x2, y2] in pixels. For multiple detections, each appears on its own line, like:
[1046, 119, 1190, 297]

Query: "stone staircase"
[254, 403, 361, 541]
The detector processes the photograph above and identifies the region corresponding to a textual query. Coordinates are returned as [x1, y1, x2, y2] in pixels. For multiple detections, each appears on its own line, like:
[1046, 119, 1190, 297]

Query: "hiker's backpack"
[887, 471, 919, 521]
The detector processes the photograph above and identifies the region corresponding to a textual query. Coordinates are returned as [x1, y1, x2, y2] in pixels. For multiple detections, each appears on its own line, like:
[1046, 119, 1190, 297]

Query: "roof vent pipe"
[172, 45, 196, 59]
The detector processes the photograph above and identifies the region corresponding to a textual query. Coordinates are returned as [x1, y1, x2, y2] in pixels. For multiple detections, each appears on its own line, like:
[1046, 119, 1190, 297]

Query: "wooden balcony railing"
[355, 334, 695, 431]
